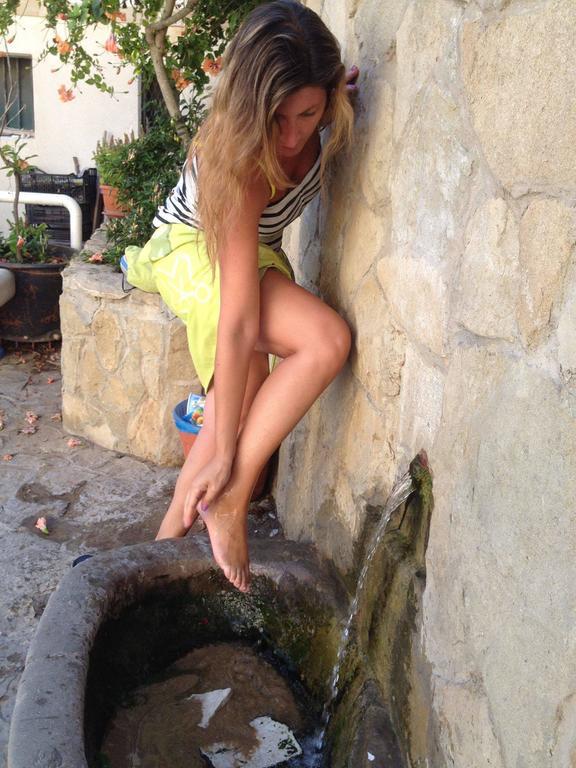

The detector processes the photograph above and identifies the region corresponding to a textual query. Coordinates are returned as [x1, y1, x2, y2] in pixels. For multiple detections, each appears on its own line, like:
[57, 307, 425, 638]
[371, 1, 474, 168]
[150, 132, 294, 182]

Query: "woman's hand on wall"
[182, 454, 233, 528]
[346, 65, 360, 99]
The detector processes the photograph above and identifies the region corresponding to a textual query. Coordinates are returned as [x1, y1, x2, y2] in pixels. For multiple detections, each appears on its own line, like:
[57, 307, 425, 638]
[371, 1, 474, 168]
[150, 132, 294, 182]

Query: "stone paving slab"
[0, 344, 282, 768]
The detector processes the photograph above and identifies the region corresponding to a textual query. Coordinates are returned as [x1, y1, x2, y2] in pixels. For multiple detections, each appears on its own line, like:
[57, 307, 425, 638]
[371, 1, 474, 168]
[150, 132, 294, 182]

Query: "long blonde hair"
[192, 0, 354, 264]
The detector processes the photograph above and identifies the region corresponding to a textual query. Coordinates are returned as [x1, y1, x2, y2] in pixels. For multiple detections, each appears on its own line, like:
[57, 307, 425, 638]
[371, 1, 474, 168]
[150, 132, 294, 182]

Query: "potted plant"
[93, 132, 134, 218]
[94, 112, 186, 267]
[0, 135, 75, 341]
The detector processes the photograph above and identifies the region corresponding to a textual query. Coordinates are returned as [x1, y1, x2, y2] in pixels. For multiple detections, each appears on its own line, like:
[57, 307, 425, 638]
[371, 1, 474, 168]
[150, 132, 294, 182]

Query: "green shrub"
[92, 134, 134, 188]
[0, 222, 53, 264]
[100, 110, 191, 266]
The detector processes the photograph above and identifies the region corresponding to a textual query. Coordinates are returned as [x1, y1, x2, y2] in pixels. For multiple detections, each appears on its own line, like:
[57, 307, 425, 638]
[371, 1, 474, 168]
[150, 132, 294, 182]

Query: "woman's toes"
[223, 565, 234, 585]
[238, 568, 250, 593]
[232, 569, 244, 590]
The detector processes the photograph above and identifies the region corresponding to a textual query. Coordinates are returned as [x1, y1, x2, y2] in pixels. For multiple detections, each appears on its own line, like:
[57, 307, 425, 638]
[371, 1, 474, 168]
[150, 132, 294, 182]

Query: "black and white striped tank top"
[153, 151, 322, 252]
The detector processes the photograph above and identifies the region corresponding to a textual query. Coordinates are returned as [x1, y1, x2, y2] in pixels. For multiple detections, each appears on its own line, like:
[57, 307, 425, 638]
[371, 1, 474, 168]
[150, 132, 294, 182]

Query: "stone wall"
[277, 1, 576, 766]
[61, 261, 199, 465]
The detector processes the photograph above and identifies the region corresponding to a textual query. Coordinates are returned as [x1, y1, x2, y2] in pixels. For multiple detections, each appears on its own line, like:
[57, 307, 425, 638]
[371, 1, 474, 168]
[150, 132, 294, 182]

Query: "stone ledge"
[60, 259, 199, 466]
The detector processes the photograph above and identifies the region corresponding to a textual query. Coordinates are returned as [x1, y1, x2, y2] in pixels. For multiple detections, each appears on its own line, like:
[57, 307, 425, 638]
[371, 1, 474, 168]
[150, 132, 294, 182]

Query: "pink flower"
[35, 517, 49, 534]
[201, 56, 222, 77]
[2, 454, 13, 461]
[58, 84, 75, 102]
[54, 34, 71, 55]
[105, 11, 126, 22]
[171, 69, 190, 91]
[88, 252, 103, 263]
[104, 33, 119, 54]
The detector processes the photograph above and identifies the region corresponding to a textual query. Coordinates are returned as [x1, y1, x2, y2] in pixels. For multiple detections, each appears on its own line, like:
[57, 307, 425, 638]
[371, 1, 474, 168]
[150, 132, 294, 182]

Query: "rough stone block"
[455, 198, 520, 341]
[340, 204, 387, 299]
[395, 0, 462, 141]
[461, 1, 576, 194]
[385, 83, 474, 355]
[61, 261, 198, 465]
[424, 347, 576, 766]
[60, 337, 84, 396]
[356, 80, 394, 209]
[517, 199, 575, 348]
[396, 343, 444, 460]
[76, 344, 105, 396]
[353, 0, 409, 74]
[92, 308, 123, 372]
[557, 278, 576, 385]
[349, 273, 406, 409]
[59, 293, 97, 336]
[433, 680, 505, 768]
[339, 387, 396, 510]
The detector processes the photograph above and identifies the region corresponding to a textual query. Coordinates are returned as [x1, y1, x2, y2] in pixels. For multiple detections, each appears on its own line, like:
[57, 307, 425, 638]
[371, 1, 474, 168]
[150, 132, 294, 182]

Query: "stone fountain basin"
[8, 537, 401, 768]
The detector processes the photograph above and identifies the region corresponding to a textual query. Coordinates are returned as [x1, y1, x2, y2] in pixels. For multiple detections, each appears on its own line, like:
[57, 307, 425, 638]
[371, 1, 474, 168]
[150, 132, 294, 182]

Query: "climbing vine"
[1, 0, 257, 145]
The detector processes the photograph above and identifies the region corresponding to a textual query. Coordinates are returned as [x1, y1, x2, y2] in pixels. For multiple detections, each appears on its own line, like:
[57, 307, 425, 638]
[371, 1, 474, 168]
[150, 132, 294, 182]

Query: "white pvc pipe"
[0, 191, 83, 251]
[0, 267, 15, 308]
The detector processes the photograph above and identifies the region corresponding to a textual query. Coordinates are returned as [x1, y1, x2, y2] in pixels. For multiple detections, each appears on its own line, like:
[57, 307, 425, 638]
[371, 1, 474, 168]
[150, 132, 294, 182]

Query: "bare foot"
[155, 510, 195, 540]
[200, 490, 250, 592]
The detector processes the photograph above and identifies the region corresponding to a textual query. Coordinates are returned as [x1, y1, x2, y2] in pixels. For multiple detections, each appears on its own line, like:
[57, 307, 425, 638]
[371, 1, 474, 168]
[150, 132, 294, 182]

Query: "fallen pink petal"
[67, 437, 82, 448]
[35, 517, 49, 535]
[25, 411, 39, 424]
[2, 454, 13, 461]
[19, 426, 37, 435]
[47, 377, 56, 384]
[50, 413, 62, 422]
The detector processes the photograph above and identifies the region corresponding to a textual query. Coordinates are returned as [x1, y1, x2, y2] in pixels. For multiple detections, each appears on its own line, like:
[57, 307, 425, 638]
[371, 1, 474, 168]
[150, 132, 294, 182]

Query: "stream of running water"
[312, 469, 415, 764]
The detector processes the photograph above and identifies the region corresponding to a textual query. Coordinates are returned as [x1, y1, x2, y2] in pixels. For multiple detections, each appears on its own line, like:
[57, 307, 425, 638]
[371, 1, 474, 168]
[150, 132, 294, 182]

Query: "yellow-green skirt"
[124, 223, 294, 391]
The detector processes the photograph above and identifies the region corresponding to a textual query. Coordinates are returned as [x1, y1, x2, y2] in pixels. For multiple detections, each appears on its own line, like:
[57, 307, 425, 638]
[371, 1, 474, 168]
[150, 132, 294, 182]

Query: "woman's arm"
[213, 178, 269, 462]
[183, 175, 270, 521]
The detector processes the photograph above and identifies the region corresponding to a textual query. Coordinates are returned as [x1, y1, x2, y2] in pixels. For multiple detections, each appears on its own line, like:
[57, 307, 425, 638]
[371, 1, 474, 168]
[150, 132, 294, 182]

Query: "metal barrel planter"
[0, 246, 75, 341]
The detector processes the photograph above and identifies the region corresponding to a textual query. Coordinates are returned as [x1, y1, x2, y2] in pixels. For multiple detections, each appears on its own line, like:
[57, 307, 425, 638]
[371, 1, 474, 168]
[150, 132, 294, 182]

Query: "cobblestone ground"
[0, 343, 280, 767]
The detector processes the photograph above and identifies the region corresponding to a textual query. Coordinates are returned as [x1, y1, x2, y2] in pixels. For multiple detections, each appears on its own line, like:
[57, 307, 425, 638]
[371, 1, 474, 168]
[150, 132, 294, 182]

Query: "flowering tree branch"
[1, 0, 256, 148]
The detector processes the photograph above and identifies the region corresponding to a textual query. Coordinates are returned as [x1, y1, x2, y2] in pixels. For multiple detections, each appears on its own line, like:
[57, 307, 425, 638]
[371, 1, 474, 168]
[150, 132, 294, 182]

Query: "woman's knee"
[313, 312, 351, 373]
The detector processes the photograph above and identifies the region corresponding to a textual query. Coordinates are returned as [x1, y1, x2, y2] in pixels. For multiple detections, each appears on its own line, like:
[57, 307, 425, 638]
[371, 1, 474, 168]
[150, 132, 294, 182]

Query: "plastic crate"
[21, 169, 100, 244]
[21, 168, 98, 203]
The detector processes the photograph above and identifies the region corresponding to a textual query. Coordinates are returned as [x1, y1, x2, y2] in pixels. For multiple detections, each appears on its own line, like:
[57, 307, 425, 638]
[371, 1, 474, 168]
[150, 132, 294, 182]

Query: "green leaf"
[91, 0, 103, 20]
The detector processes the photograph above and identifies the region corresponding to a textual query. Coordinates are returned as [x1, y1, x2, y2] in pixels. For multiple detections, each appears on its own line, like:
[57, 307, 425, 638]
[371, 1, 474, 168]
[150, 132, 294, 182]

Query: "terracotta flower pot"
[100, 184, 128, 218]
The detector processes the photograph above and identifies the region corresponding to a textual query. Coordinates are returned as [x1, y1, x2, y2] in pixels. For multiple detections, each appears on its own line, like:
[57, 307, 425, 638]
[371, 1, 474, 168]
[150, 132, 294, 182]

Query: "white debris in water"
[201, 715, 302, 767]
[367, 752, 375, 761]
[186, 688, 231, 729]
[269, 528, 279, 537]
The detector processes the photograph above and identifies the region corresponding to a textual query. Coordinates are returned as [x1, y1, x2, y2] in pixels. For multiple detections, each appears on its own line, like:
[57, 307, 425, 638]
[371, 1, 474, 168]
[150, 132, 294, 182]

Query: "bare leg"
[200, 269, 351, 592]
[156, 350, 269, 539]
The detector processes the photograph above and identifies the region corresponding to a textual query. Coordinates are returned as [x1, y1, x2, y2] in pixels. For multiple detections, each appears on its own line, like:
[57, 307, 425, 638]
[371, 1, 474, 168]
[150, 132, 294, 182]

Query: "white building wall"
[0, 13, 139, 238]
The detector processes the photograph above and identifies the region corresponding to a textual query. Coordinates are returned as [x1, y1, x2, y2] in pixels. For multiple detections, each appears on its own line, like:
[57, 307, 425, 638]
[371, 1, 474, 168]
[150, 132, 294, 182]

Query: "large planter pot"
[0, 245, 75, 342]
[100, 184, 127, 218]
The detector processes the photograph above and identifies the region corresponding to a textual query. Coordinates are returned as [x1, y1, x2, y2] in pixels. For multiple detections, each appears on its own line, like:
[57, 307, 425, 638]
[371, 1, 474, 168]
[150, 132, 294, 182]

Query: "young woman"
[123, 0, 358, 592]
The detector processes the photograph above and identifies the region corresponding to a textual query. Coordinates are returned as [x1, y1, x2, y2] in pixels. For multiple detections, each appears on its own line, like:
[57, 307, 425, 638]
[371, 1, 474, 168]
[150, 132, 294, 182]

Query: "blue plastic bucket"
[173, 399, 201, 436]
[173, 397, 205, 457]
